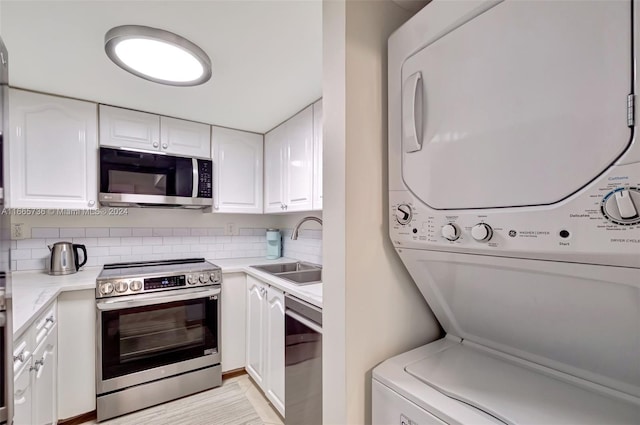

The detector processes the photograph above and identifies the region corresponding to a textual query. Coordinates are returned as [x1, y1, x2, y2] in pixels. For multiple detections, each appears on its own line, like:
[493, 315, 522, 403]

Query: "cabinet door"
[284, 106, 314, 211]
[9, 89, 98, 209]
[265, 286, 285, 416]
[212, 127, 263, 214]
[99, 105, 160, 151]
[13, 365, 32, 425]
[246, 276, 267, 387]
[221, 273, 247, 372]
[57, 290, 96, 419]
[160, 116, 211, 158]
[264, 125, 286, 213]
[312, 100, 323, 210]
[32, 326, 57, 425]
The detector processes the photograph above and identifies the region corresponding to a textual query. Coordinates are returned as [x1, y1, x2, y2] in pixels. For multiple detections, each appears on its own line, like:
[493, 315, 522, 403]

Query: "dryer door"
[401, 0, 632, 210]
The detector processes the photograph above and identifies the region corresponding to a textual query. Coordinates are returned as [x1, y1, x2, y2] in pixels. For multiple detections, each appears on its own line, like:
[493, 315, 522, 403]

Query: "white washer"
[376, 0, 640, 423]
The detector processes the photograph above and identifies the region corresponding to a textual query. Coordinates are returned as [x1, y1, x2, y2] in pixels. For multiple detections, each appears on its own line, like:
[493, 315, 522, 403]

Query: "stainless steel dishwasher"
[285, 295, 322, 425]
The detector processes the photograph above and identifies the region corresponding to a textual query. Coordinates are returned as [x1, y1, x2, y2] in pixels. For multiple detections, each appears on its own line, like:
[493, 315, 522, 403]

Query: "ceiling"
[0, 0, 322, 133]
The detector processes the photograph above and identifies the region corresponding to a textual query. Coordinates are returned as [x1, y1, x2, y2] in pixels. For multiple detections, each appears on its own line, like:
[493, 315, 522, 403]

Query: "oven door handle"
[97, 287, 220, 311]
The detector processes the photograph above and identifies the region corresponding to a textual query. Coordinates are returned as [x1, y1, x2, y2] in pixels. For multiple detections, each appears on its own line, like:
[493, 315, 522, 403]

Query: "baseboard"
[58, 410, 97, 425]
[222, 367, 248, 380]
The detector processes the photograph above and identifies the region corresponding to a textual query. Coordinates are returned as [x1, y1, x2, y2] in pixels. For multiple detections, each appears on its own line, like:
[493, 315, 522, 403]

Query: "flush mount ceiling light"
[105, 25, 212, 86]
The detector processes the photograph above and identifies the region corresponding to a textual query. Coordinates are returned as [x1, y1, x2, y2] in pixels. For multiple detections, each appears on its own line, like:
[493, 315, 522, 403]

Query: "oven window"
[101, 297, 217, 380]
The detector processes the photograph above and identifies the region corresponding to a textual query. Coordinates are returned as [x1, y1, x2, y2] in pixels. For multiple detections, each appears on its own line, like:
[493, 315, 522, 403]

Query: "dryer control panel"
[390, 163, 640, 268]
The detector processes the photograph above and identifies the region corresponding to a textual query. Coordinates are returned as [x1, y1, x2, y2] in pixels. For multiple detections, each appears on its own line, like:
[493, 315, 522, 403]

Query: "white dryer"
[375, 0, 640, 423]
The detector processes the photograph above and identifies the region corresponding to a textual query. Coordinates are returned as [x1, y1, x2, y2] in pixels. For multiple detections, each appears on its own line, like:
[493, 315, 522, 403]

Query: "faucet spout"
[291, 216, 323, 240]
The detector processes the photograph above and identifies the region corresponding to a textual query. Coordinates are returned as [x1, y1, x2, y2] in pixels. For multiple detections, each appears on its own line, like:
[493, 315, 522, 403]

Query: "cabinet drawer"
[34, 303, 57, 347]
[13, 337, 31, 374]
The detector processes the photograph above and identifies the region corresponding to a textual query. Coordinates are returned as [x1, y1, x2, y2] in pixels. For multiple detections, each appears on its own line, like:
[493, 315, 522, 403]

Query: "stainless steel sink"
[251, 262, 322, 285]
[252, 262, 318, 274]
[276, 269, 322, 285]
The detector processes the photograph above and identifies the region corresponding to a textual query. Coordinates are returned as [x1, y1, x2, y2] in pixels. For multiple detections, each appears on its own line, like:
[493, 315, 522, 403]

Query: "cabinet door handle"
[13, 351, 25, 363]
[46, 316, 55, 324]
[30, 358, 44, 372]
[162, 143, 168, 149]
[153, 142, 159, 148]
[88, 200, 95, 207]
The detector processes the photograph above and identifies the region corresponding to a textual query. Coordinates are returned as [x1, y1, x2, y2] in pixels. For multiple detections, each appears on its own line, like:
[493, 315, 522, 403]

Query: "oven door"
[96, 286, 220, 394]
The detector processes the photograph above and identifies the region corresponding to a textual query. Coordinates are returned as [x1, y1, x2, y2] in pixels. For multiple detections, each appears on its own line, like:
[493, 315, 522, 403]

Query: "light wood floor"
[83, 374, 284, 425]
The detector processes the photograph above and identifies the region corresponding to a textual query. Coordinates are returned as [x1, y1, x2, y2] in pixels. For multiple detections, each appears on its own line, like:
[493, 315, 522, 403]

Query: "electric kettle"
[47, 242, 87, 275]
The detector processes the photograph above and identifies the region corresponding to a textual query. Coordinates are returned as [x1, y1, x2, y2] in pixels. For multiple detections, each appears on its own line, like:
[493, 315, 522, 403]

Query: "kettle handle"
[73, 244, 87, 269]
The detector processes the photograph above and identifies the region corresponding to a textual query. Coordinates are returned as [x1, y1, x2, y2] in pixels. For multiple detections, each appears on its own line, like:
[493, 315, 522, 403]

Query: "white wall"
[323, 1, 441, 423]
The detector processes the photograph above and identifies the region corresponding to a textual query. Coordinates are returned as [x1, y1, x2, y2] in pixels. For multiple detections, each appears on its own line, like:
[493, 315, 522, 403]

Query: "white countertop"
[12, 257, 322, 337]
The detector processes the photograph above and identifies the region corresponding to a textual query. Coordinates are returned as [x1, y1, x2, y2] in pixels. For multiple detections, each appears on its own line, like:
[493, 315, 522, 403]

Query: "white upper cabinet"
[312, 100, 323, 210]
[160, 116, 211, 158]
[99, 105, 210, 158]
[99, 105, 159, 151]
[285, 106, 314, 211]
[9, 89, 98, 209]
[264, 124, 286, 213]
[264, 105, 316, 213]
[212, 126, 263, 214]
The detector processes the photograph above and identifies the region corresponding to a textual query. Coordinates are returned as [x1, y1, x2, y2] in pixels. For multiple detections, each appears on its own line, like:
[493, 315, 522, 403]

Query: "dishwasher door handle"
[286, 309, 322, 334]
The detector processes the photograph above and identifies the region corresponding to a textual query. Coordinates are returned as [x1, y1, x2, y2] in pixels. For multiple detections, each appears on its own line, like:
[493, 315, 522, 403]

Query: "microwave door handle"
[192, 158, 199, 198]
[97, 287, 220, 311]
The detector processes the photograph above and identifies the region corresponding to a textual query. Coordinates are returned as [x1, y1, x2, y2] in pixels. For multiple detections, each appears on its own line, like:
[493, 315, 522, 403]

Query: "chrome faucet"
[291, 216, 323, 240]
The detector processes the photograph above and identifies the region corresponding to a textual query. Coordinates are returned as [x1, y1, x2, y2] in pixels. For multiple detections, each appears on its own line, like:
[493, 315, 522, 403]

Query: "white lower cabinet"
[57, 290, 96, 420]
[246, 276, 267, 387]
[245, 275, 285, 417]
[33, 325, 58, 425]
[265, 286, 285, 415]
[13, 363, 32, 425]
[221, 273, 247, 372]
[13, 302, 58, 425]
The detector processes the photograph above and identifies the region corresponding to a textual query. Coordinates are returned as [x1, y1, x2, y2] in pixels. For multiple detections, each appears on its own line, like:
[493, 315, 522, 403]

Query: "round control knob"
[100, 282, 114, 296]
[395, 204, 413, 225]
[601, 187, 640, 225]
[187, 274, 198, 285]
[209, 272, 219, 283]
[115, 281, 128, 293]
[199, 274, 208, 283]
[441, 223, 460, 241]
[130, 280, 143, 292]
[471, 223, 493, 242]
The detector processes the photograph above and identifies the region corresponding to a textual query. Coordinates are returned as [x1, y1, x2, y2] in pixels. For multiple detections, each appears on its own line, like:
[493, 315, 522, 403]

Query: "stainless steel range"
[95, 258, 222, 422]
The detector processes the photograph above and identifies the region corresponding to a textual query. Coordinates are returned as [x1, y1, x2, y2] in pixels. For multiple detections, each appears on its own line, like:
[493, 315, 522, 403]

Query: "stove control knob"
[471, 223, 493, 242]
[187, 274, 198, 285]
[441, 223, 460, 241]
[395, 204, 412, 225]
[199, 274, 208, 283]
[115, 281, 129, 293]
[100, 282, 114, 296]
[209, 272, 220, 283]
[130, 280, 143, 292]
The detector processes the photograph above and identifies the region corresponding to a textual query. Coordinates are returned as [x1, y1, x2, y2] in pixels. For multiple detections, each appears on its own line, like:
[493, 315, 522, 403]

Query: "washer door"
[401, 0, 632, 210]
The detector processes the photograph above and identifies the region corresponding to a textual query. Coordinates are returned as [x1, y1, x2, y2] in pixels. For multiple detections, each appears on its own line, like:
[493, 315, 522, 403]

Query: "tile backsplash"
[281, 228, 323, 265]
[11, 226, 323, 271]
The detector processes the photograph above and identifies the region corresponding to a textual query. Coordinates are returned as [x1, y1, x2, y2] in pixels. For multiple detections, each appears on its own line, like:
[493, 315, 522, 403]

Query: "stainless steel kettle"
[47, 242, 87, 275]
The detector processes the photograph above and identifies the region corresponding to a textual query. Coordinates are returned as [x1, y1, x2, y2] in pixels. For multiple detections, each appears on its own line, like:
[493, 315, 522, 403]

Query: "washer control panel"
[390, 164, 640, 267]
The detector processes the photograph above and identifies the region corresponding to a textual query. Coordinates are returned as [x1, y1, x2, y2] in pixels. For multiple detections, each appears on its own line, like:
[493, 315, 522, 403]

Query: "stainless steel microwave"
[99, 147, 213, 208]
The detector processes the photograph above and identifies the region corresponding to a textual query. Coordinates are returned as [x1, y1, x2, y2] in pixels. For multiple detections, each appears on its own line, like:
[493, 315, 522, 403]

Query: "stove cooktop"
[96, 258, 222, 298]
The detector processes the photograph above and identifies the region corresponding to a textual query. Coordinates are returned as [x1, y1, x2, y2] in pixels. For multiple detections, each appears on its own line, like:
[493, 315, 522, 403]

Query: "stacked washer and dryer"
[374, 0, 640, 423]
